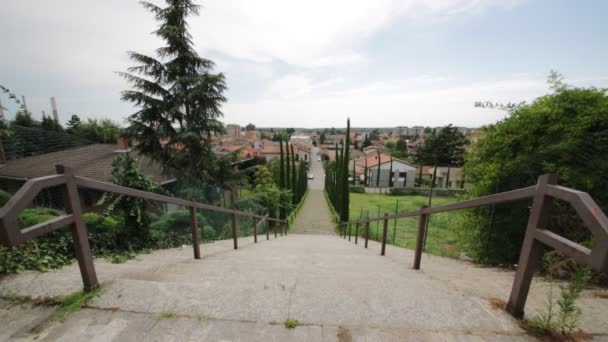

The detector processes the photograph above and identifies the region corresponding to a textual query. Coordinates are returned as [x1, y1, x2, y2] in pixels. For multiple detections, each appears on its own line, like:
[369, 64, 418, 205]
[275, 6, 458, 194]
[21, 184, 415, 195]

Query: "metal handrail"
[338, 174, 608, 319]
[0, 164, 288, 291]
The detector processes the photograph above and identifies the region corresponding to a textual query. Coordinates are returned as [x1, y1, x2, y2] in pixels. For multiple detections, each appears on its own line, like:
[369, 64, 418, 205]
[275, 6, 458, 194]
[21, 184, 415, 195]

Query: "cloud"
[223, 76, 608, 128]
[0, 0, 529, 125]
[193, 0, 521, 67]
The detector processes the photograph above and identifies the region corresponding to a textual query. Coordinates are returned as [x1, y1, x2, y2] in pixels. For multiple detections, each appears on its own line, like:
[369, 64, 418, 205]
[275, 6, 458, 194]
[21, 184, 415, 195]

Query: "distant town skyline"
[1, 0, 607, 128]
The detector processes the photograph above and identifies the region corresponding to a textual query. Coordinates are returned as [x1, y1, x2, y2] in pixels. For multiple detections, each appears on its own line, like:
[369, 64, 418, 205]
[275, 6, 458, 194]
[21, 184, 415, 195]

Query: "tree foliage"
[99, 154, 163, 244]
[121, 0, 227, 181]
[70, 118, 122, 143]
[325, 119, 350, 221]
[462, 74, 608, 264]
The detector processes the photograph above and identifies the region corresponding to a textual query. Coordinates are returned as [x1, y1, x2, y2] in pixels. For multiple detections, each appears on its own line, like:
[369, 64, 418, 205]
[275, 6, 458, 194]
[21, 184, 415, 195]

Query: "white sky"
[1, 0, 607, 128]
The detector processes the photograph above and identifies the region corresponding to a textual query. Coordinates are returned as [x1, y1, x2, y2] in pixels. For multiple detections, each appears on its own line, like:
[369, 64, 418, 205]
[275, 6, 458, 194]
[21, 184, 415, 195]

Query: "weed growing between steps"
[522, 266, 592, 340]
[0, 288, 102, 321]
[284, 318, 299, 329]
[56, 289, 102, 320]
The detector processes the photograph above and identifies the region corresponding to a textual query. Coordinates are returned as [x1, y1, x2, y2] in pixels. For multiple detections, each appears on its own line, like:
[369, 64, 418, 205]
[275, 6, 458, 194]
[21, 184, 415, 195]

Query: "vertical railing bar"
[253, 217, 258, 243]
[189, 205, 201, 259]
[231, 213, 238, 250]
[266, 217, 270, 240]
[507, 174, 558, 318]
[55, 165, 99, 291]
[365, 221, 369, 248]
[381, 213, 389, 256]
[413, 205, 429, 270]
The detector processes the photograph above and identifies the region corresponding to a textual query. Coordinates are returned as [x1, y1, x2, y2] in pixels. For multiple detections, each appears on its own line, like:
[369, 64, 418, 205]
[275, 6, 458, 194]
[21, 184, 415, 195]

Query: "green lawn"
[349, 193, 463, 258]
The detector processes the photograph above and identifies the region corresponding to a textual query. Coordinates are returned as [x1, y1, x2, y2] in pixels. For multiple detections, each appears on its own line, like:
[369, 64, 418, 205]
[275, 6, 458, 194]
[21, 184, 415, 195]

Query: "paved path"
[291, 147, 336, 235]
[290, 190, 335, 235]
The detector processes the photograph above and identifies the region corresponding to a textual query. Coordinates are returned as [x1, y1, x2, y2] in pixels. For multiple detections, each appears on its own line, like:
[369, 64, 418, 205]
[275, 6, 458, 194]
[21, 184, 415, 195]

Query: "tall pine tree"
[121, 0, 226, 181]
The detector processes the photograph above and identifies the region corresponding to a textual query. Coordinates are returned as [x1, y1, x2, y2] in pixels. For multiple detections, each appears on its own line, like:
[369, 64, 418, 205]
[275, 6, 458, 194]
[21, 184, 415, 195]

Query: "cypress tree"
[291, 144, 297, 204]
[334, 142, 341, 213]
[285, 141, 291, 191]
[340, 119, 350, 222]
[279, 137, 286, 219]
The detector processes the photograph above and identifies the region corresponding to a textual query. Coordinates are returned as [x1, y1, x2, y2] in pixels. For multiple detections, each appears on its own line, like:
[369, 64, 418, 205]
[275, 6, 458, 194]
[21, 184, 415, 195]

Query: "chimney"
[116, 137, 131, 150]
[21, 96, 27, 111]
[50, 97, 59, 122]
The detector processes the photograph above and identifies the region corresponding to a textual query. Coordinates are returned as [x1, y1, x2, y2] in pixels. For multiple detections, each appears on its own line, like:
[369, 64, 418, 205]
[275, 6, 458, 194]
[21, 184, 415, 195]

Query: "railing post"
[381, 213, 389, 256]
[507, 174, 557, 318]
[189, 206, 201, 259]
[365, 221, 369, 248]
[253, 217, 258, 243]
[274, 221, 277, 238]
[231, 213, 238, 250]
[280, 221, 283, 236]
[355, 222, 359, 244]
[413, 205, 428, 270]
[285, 220, 288, 235]
[348, 222, 352, 241]
[266, 218, 270, 240]
[55, 165, 99, 291]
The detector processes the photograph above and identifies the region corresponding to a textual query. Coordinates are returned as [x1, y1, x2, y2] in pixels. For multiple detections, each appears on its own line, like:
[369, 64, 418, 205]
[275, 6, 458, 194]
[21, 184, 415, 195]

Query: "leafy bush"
[151, 209, 206, 235]
[462, 76, 608, 264]
[17, 208, 62, 228]
[203, 225, 216, 240]
[0, 208, 74, 273]
[0, 190, 11, 207]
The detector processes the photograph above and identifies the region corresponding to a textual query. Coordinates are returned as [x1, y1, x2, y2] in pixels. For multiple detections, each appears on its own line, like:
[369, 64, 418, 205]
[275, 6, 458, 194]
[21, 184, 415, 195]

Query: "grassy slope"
[349, 193, 463, 257]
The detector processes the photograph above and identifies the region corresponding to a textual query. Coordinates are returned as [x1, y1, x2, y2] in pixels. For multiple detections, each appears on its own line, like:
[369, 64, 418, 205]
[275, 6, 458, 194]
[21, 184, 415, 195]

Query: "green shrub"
[0, 190, 11, 207]
[0, 208, 73, 273]
[203, 225, 216, 240]
[151, 209, 206, 235]
[82, 212, 119, 234]
[17, 208, 62, 228]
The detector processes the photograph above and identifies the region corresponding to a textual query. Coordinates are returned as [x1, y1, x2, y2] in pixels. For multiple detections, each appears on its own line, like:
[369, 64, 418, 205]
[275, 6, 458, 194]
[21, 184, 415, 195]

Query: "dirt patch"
[337, 326, 352, 342]
[487, 297, 507, 311]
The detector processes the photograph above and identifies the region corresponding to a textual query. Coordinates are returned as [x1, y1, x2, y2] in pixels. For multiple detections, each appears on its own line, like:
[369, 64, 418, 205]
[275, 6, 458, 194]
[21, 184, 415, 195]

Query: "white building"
[364, 154, 417, 188]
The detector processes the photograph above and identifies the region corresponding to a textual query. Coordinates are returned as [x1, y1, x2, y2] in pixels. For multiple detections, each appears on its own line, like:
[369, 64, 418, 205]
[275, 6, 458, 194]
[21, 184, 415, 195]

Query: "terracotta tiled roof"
[0, 144, 169, 183]
[260, 145, 281, 154]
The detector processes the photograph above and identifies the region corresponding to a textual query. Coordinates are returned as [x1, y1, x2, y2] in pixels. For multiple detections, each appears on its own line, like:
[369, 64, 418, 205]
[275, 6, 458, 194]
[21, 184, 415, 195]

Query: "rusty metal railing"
[0, 165, 288, 292]
[338, 174, 608, 318]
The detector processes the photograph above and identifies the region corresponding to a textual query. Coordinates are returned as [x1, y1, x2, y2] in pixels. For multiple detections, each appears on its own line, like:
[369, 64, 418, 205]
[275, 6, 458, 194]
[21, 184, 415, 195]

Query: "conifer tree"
[285, 140, 291, 192]
[291, 144, 297, 204]
[340, 119, 350, 222]
[121, 0, 226, 180]
[279, 137, 286, 219]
